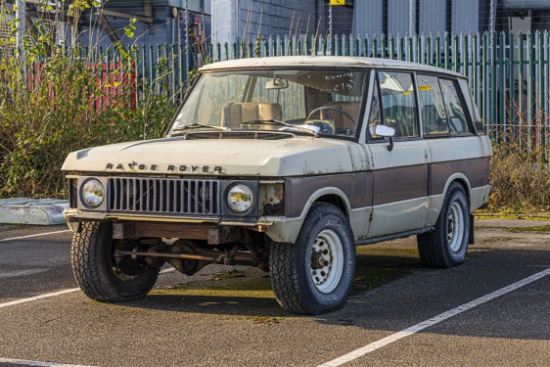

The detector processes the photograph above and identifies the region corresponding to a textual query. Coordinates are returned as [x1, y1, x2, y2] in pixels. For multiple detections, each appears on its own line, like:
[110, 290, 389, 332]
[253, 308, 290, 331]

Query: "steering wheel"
[306, 106, 357, 127]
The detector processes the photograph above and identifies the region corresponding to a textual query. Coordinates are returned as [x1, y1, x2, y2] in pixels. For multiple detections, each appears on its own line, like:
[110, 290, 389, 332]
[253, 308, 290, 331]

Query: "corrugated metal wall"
[352, 0, 383, 35]
[419, 0, 446, 34]
[452, 0, 480, 33]
[353, 0, 483, 35]
[388, 0, 411, 35]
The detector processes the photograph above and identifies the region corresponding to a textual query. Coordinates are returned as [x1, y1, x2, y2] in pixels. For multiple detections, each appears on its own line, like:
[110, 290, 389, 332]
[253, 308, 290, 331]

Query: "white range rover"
[62, 56, 492, 314]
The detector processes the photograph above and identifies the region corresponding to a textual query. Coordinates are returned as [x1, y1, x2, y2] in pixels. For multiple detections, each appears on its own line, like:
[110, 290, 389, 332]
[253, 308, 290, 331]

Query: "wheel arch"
[299, 187, 352, 220]
[442, 173, 471, 206]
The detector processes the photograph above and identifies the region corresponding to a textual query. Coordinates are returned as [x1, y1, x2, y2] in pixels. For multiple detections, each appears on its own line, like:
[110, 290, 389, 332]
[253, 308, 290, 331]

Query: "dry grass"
[488, 126, 550, 214]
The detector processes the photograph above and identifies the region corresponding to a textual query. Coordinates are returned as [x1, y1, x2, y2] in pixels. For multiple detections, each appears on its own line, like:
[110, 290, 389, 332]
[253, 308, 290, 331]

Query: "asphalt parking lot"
[1, 217, 550, 367]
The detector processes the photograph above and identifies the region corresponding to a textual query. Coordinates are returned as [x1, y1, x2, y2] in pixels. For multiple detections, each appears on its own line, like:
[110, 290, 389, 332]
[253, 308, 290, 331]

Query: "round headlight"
[81, 179, 105, 208]
[227, 184, 254, 214]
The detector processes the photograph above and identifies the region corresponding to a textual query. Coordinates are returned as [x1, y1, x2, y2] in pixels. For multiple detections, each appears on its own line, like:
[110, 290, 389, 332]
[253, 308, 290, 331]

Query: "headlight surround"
[227, 184, 254, 214]
[80, 178, 105, 208]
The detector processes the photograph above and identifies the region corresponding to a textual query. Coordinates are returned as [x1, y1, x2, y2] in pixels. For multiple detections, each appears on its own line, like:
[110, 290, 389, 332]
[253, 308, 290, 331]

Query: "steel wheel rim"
[447, 202, 465, 252]
[309, 229, 344, 293]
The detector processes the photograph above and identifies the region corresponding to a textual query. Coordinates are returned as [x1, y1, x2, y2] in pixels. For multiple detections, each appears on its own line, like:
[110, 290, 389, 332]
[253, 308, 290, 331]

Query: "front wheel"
[269, 203, 356, 315]
[71, 221, 159, 302]
[417, 182, 470, 268]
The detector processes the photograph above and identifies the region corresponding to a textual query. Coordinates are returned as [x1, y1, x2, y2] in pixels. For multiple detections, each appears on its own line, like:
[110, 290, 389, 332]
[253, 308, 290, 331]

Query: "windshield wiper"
[172, 123, 229, 132]
[242, 119, 318, 137]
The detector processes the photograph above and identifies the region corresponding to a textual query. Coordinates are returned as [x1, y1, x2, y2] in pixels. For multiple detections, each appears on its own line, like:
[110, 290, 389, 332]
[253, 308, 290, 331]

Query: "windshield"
[168, 69, 368, 138]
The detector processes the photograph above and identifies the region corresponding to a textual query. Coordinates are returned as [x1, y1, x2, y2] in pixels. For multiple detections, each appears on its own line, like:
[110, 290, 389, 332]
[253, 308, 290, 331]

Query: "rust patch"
[259, 183, 284, 216]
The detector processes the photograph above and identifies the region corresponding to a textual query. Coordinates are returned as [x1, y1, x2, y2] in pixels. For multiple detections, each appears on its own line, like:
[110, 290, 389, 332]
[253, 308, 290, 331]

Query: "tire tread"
[71, 221, 158, 302]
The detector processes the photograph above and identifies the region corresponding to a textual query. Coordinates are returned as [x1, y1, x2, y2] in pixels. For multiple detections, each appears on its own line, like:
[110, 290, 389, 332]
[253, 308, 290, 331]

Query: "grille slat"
[108, 178, 220, 216]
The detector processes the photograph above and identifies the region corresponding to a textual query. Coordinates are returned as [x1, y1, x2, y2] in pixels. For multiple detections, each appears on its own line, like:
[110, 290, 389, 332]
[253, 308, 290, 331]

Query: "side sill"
[356, 226, 435, 245]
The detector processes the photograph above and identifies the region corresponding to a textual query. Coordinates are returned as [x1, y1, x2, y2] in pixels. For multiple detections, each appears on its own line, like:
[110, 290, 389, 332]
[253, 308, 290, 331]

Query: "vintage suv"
[62, 56, 492, 315]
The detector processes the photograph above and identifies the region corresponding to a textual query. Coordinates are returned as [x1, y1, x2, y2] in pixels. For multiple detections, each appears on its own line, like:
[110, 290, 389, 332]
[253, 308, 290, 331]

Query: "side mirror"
[369, 124, 396, 151]
[369, 124, 395, 138]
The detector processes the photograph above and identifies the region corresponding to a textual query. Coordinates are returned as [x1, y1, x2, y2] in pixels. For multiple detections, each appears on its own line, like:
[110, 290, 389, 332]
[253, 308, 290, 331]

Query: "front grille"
[107, 177, 220, 215]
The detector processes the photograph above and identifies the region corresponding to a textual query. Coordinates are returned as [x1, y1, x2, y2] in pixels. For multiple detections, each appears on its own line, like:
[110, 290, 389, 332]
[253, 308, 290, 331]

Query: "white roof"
[199, 56, 465, 78]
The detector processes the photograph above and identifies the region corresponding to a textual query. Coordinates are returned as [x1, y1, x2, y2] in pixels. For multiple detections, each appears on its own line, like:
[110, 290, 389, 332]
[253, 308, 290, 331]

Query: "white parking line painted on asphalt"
[0, 268, 176, 309]
[318, 267, 550, 367]
[0, 230, 71, 243]
[0, 357, 98, 367]
[0, 289, 80, 309]
[160, 267, 176, 274]
[0, 268, 49, 279]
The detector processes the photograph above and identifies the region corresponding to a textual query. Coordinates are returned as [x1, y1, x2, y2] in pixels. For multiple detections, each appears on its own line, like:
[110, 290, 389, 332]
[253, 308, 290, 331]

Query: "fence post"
[528, 31, 535, 149]
[545, 31, 550, 158]
[435, 34, 441, 68]
[387, 35, 392, 60]
[499, 32, 506, 136]
[518, 32, 525, 150]
[407, 35, 413, 62]
[472, 33, 478, 103]
[462, 33, 469, 77]
[508, 32, 515, 138]
[443, 33, 449, 69]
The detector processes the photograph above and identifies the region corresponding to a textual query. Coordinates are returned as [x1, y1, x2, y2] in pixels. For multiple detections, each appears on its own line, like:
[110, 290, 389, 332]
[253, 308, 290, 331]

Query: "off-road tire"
[269, 203, 355, 315]
[417, 182, 470, 268]
[71, 221, 159, 302]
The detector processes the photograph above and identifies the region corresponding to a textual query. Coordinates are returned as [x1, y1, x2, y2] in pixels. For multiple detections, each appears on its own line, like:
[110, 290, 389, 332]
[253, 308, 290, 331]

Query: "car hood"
[61, 134, 368, 177]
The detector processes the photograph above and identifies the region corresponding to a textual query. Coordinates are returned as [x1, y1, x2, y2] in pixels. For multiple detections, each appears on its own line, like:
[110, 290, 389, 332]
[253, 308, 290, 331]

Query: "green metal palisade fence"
[214, 31, 550, 150]
[30, 31, 550, 151]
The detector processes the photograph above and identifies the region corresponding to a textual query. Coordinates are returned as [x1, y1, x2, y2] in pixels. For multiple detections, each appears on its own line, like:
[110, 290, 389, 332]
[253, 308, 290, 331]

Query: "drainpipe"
[409, 0, 415, 35]
[490, 0, 496, 34]
[329, 2, 333, 54]
[184, 0, 189, 85]
[15, 0, 25, 48]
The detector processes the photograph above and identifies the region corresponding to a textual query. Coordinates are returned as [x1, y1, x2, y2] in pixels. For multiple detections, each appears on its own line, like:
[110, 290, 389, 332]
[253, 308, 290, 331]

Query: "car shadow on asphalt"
[109, 251, 427, 318]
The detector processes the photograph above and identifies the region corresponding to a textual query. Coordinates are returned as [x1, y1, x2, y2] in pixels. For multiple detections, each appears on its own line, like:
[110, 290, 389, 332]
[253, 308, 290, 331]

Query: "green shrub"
[0, 0, 183, 199]
[0, 42, 176, 198]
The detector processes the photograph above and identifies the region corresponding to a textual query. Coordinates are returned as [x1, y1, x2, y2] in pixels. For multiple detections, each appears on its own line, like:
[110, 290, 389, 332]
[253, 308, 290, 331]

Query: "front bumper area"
[63, 208, 302, 243]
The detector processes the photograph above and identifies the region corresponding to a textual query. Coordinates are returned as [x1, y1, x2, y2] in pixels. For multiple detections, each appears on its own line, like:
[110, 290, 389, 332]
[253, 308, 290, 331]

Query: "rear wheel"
[71, 221, 159, 302]
[269, 203, 355, 315]
[417, 182, 470, 268]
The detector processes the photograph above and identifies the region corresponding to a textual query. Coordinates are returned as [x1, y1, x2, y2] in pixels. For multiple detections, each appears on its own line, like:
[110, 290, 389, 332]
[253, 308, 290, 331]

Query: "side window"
[377, 71, 419, 138]
[417, 74, 448, 135]
[439, 79, 472, 135]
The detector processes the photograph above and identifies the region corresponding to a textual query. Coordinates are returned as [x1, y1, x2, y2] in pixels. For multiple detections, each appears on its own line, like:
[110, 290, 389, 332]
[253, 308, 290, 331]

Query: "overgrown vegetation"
[0, 2, 177, 198]
[487, 128, 550, 214]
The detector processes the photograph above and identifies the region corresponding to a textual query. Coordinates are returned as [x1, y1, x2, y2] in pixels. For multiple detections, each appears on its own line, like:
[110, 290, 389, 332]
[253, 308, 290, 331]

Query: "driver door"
[364, 70, 431, 238]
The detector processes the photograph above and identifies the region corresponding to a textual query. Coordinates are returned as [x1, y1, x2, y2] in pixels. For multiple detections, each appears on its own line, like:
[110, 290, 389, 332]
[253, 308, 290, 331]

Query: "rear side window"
[439, 79, 473, 135]
[417, 75, 448, 135]
[418, 74, 473, 136]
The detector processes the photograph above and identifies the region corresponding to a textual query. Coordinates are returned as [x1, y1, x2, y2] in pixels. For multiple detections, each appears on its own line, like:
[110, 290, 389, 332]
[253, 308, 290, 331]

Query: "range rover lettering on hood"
[105, 161, 224, 174]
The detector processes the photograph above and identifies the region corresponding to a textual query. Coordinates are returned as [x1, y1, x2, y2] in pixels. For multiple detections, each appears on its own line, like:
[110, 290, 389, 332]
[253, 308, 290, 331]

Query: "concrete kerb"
[0, 198, 69, 225]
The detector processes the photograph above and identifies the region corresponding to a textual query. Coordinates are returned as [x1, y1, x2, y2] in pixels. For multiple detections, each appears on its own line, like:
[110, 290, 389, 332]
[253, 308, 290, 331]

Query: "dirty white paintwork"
[62, 135, 366, 177]
[200, 56, 465, 79]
